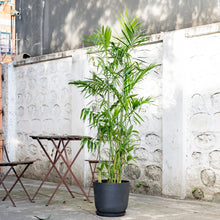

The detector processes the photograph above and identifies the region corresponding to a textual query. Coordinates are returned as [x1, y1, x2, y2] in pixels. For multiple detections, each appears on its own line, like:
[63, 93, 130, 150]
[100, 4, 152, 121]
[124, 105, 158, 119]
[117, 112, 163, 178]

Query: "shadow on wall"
[16, 0, 220, 57]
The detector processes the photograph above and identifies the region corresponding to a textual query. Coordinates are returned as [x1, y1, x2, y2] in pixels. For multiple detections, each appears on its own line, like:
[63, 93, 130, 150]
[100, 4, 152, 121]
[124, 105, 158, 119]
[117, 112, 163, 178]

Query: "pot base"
[96, 210, 126, 217]
[94, 180, 130, 217]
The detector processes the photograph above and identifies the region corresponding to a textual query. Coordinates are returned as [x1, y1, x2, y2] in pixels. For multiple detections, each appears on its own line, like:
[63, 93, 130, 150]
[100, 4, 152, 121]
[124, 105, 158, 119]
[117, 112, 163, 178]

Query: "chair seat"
[0, 135, 35, 206]
[85, 159, 99, 163]
[0, 160, 35, 166]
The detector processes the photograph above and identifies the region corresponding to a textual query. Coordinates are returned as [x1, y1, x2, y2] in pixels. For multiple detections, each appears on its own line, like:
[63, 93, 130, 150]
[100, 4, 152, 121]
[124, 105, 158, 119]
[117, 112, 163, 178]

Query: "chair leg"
[87, 161, 97, 197]
[2, 165, 33, 202]
[0, 167, 16, 207]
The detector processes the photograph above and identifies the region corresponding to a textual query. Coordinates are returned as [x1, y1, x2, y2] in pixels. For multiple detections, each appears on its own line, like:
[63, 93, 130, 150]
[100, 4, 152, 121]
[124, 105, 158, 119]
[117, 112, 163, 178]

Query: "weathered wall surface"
[160, 23, 220, 201]
[15, 0, 220, 57]
[3, 41, 163, 192]
[185, 32, 220, 202]
[3, 50, 90, 185]
[123, 43, 163, 195]
[3, 22, 220, 201]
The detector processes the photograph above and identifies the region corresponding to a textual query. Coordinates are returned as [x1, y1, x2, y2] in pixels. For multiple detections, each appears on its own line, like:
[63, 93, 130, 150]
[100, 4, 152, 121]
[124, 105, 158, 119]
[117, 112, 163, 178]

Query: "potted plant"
[70, 11, 158, 217]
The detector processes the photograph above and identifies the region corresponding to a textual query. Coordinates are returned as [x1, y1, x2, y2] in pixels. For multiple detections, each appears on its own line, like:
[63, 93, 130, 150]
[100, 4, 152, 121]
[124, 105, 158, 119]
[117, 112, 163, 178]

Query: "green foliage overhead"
[69, 10, 159, 183]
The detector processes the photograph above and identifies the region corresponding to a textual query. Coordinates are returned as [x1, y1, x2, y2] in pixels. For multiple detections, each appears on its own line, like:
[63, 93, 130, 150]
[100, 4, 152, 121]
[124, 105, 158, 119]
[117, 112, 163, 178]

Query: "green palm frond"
[70, 11, 158, 183]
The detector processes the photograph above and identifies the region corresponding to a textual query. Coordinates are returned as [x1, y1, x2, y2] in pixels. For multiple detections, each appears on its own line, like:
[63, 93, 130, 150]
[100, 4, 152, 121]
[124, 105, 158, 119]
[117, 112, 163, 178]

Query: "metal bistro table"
[30, 135, 92, 205]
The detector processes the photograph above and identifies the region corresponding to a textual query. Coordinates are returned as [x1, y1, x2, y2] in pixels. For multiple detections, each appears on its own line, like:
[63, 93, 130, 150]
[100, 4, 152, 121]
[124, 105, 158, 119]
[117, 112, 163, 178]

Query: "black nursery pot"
[93, 180, 130, 217]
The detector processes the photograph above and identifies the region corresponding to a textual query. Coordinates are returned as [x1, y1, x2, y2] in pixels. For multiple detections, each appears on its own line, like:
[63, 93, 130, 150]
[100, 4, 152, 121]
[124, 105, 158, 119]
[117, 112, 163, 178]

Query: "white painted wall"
[185, 31, 220, 201]
[161, 23, 220, 200]
[162, 30, 187, 199]
[3, 51, 91, 184]
[3, 22, 220, 201]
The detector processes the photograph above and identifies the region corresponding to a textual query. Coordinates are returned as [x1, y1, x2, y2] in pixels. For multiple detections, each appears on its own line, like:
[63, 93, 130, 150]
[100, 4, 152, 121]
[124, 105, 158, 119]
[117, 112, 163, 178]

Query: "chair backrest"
[1, 138, 9, 163]
[0, 131, 6, 174]
[0, 130, 9, 163]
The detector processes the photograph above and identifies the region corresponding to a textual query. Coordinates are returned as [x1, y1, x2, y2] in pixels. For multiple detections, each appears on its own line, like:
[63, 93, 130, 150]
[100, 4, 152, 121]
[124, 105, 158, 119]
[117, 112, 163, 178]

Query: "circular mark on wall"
[25, 93, 33, 103]
[194, 133, 215, 149]
[134, 147, 148, 161]
[41, 104, 49, 116]
[17, 132, 24, 142]
[211, 92, 220, 112]
[133, 133, 141, 140]
[18, 106, 24, 117]
[145, 133, 161, 146]
[53, 104, 61, 116]
[17, 93, 23, 104]
[192, 152, 201, 160]
[153, 149, 162, 163]
[28, 105, 37, 116]
[201, 169, 216, 187]
[64, 103, 71, 115]
[192, 188, 204, 200]
[28, 144, 38, 156]
[190, 113, 211, 132]
[209, 150, 220, 170]
[145, 165, 162, 181]
[191, 94, 207, 114]
[124, 164, 141, 180]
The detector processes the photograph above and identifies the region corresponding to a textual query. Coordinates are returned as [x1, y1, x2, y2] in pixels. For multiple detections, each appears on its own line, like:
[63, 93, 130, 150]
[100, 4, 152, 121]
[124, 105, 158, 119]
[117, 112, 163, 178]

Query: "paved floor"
[1, 177, 220, 220]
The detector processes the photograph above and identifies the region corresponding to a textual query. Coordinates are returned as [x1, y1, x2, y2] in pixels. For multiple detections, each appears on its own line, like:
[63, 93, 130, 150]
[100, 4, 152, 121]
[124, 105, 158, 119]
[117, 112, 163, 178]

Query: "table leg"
[50, 140, 91, 204]
[32, 139, 75, 201]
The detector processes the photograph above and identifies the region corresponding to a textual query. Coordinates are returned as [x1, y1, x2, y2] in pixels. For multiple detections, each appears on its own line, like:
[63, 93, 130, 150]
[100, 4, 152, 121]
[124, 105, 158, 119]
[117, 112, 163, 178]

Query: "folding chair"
[0, 135, 35, 207]
[85, 159, 99, 197]
[85, 157, 110, 197]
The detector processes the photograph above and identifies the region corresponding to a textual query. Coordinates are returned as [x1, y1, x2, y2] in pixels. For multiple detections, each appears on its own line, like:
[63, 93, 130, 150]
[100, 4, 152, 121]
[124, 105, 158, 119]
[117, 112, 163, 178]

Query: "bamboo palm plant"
[70, 11, 158, 184]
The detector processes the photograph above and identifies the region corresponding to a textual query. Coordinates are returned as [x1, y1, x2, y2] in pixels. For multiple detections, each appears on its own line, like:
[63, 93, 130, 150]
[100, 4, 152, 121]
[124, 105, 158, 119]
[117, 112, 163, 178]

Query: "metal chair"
[85, 158, 110, 197]
[0, 135, 35, 206]
[85, 159, 99, 197]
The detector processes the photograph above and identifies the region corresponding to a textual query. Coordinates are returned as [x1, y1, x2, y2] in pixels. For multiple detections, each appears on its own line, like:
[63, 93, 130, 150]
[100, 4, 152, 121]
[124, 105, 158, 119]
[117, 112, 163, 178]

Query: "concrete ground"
[1, 177, 220, 220]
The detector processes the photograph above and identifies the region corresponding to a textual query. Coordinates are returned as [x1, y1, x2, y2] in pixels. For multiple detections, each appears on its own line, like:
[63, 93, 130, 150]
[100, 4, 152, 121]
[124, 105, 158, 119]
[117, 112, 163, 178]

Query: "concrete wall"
[3, 41, 163, 193]
[3, 22, 220, 201]
[15, 0, 220, 57]
[123, 42, 163, 195]
[3, 50, 90, 185]
[185, 31, 220, 201]
[161, 23, 220, 200]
